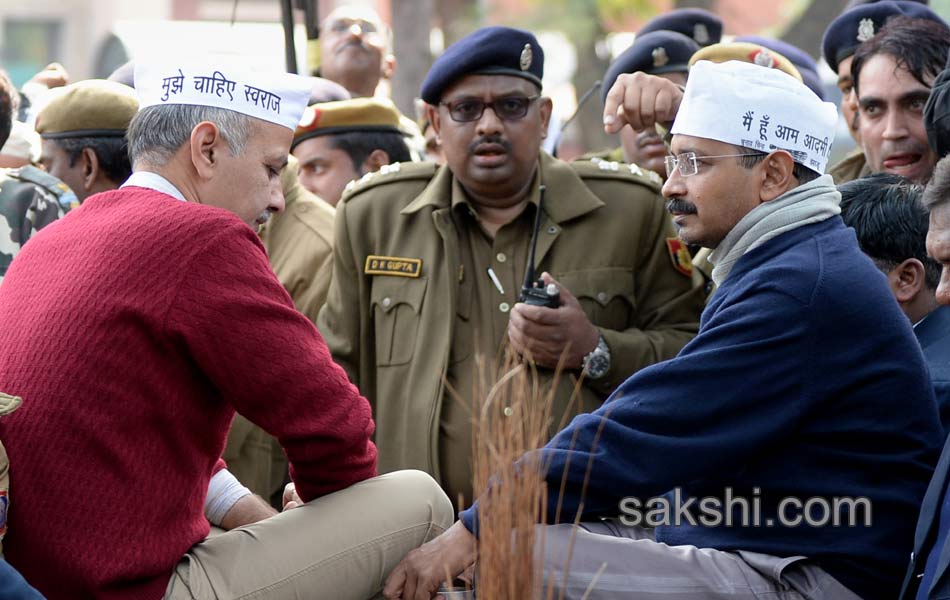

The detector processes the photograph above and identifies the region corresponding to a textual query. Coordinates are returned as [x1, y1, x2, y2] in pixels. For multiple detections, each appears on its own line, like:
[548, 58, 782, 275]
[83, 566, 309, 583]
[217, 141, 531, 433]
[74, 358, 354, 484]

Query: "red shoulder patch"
[666, 237, 693, 277]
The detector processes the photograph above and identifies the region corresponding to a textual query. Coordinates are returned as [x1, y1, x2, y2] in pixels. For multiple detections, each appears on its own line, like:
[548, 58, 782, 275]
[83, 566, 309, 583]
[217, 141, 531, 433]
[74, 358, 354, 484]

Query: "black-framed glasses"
[664, 151, 764, 178]
[440, 96, 541, 123]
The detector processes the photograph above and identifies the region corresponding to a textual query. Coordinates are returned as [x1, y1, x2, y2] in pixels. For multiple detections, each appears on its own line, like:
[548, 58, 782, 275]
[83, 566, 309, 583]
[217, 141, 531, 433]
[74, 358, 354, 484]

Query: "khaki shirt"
[259, 157, 336, 323]
[317, 153, 705, 496]
[224, 160, 335, 500]
[828, 148, 871, 185]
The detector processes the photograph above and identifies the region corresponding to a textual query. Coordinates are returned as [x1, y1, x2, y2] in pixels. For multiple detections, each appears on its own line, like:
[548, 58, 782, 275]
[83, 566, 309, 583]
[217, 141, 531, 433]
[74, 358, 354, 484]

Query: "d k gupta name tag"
[364, 255, 423, 278]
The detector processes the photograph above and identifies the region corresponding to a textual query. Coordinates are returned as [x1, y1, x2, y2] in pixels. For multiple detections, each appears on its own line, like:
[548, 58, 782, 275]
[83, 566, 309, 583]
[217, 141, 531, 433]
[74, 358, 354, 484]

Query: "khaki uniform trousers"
[164, 470, 453, 600]
[538, 520, 862, 600]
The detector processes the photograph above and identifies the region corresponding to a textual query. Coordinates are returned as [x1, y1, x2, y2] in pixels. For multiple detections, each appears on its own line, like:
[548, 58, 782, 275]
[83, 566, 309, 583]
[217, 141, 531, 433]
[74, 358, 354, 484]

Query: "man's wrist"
[582, 332, 611, 380]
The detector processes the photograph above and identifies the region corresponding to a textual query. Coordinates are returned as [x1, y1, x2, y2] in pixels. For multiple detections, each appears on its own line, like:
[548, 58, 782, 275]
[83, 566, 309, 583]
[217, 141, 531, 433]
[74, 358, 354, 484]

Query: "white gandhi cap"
[671, 60, 839, 174]
[133, 57, 311, 132]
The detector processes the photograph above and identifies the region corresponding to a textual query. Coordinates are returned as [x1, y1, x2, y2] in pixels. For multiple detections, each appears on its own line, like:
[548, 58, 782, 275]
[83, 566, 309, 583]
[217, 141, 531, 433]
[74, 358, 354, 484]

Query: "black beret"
[601, 31, 699, 105]
[420, 26, 544, 105]
[822, 1, 946, 73]
[925, 56, 950, 158]
[734, 35, 826, 100]
[639, 9, 723, 47]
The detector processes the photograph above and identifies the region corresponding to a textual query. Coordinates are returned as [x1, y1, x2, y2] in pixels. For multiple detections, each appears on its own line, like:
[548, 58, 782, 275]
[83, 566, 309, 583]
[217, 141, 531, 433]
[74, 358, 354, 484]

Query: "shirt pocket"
[555, 268, 635, 332]
[370, 276, 428, 366]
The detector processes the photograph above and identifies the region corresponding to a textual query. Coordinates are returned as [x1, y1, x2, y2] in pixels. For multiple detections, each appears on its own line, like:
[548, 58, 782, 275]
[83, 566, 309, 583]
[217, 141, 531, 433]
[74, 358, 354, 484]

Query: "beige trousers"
[164, 470, 454, 600]
[537, 519, 863, 600]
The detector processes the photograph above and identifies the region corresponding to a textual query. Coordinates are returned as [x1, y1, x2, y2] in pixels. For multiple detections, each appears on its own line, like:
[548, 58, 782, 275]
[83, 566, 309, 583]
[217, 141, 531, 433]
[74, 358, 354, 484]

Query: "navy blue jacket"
[0, 560, 43, 600]
[462, 217, 942, 600]
[916, 304, 950, 435]
[901, 431, 950, 599]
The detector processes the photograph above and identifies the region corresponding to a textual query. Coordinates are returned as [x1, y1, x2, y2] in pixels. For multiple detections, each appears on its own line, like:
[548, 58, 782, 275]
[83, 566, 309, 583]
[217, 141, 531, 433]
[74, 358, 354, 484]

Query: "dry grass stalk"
[466, 348, 597, 600]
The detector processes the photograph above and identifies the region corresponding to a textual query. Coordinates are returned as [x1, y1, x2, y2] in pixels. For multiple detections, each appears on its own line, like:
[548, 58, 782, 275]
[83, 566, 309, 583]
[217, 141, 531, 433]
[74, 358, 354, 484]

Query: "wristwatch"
[582, 334, 611, 380]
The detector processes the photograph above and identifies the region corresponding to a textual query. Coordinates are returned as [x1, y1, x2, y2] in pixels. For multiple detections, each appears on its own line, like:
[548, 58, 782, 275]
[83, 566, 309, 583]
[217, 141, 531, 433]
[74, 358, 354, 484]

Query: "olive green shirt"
[318, 153, 705, 495]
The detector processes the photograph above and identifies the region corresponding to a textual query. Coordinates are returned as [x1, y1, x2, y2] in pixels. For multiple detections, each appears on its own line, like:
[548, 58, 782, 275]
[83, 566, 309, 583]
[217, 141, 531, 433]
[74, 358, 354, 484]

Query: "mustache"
[469, 135, 512, 154]
[665, 198, 697, 215]
[336, 40, 370, 54]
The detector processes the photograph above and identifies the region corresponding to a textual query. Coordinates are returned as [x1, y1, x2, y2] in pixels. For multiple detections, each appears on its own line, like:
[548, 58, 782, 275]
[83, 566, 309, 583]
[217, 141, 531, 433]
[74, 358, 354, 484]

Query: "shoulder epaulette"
[570, 157, 663, 190]
[9, 166, 79, 210]
[340, 161, 439, 202]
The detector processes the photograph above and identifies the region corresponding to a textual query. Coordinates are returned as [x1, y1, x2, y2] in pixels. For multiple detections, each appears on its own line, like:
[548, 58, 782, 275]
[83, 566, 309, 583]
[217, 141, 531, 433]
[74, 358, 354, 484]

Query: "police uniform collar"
[401, 152, 603, 222]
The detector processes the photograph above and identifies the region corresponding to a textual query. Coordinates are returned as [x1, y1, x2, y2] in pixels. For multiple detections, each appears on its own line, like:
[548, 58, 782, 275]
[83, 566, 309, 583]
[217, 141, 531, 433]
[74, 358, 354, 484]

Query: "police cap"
[420, 26, 544, 105]
[822, 1, 946, 74]
[639, 9, 723, 47]
[602, 31, 699, 104]
[35, 79, 138, 139]
[293, 97, 402, 150]
[734, 35, 825, 99]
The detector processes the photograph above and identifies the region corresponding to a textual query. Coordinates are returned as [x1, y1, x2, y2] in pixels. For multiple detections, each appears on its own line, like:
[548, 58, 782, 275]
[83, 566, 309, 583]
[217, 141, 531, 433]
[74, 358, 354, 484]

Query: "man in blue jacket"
[899, 156, 950, 598]
[383, 59, 942, 600]
[839, 173, 950, 433]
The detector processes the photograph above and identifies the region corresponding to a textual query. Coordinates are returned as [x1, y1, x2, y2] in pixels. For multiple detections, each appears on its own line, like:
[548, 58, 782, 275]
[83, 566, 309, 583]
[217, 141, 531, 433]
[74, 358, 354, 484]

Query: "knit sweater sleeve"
[165, 218, 377, 502]
[461, 284, 812, 532]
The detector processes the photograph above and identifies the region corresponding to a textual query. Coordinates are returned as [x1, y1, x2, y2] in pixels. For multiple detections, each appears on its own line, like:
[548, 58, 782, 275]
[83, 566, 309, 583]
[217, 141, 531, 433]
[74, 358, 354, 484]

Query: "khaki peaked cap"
[35, 79, 138, 139]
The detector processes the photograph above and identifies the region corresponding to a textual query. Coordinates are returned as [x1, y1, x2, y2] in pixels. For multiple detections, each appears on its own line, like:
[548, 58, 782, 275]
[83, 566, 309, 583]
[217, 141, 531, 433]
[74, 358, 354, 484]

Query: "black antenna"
[559, 80, 602, 135]
[521, 184, 546, 292]
[518, 184, 560, 308]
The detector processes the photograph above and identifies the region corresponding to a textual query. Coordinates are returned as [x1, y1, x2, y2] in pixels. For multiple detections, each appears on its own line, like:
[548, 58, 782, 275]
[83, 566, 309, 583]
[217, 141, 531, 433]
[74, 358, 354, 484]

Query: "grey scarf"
[709, 174, 841, 286]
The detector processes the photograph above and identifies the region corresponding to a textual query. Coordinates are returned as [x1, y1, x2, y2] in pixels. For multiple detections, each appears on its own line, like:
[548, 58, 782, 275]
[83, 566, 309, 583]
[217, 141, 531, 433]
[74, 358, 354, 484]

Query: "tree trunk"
[391, 0, 435, 118]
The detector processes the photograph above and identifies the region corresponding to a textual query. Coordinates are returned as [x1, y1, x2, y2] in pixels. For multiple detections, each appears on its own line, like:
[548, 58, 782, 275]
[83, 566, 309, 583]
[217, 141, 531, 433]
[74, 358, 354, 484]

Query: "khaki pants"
[164, 470, 453, 600]
[537, 520, 862, 600]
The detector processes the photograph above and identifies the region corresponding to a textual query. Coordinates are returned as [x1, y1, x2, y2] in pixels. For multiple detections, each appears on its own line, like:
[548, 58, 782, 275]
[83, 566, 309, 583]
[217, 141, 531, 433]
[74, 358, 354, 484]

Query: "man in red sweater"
[0, 58, 452, 600]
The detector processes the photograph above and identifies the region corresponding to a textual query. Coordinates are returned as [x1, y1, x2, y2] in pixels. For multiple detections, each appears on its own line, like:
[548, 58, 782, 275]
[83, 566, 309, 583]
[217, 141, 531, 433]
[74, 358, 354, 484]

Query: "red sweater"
[0, 187, 377, 599]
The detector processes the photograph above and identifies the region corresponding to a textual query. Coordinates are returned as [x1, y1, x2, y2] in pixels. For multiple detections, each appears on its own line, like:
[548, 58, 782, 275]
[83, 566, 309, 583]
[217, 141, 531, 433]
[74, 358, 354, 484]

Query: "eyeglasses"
[324, 18, 380, 36]
[664, 151, 764, 178]
[440, 96, 541, 123]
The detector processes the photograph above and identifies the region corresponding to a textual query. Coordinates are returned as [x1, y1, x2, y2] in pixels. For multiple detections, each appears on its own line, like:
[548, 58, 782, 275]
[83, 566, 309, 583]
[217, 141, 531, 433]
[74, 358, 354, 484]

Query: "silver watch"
[582, 334, 611, 380]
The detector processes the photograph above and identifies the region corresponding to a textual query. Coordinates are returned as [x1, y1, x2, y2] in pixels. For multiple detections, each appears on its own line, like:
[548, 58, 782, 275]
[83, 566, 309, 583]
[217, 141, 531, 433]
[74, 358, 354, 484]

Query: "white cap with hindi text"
[671, 60, 838, 174]
[133, 58, 311, 132]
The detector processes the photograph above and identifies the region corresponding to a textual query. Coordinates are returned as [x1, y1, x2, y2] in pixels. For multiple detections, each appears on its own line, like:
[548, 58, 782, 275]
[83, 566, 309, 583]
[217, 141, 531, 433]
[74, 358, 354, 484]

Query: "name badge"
[364, 255, 422, 278]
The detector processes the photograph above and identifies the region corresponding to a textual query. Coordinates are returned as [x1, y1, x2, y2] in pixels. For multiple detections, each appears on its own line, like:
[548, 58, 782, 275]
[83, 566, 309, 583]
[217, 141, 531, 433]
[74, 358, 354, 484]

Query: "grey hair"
[126, 104, 253, 168]
[925, 155, 950, 210]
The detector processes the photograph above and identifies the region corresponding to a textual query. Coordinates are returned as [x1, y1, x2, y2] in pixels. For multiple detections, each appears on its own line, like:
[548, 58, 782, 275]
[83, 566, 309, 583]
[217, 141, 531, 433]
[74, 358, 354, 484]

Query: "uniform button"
[499, 302, 510, 313]
[496, 252, 507, 263]
[547, 226, 558, 234]
[503, 406, 514, 417]
[382, 297, 392, 308]
[597, 292, 608, 303]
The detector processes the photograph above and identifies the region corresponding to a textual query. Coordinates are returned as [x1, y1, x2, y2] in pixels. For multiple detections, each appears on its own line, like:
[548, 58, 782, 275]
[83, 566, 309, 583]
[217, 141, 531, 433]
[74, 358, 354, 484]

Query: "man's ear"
[381, 54, 396, 80]
[538, 96, 553, 140]
[362, 149, 391, 174]
[189, 121, 223, 180]
[426, 103, 441, 141]
[893, 258, 927, 304]
[80, 147, 100, 192]
[759, 151, 796, 203]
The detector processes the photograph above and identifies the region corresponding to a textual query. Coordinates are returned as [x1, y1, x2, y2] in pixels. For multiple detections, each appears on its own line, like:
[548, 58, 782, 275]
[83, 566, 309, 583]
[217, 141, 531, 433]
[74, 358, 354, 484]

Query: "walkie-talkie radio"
[518, 185, 561, 308]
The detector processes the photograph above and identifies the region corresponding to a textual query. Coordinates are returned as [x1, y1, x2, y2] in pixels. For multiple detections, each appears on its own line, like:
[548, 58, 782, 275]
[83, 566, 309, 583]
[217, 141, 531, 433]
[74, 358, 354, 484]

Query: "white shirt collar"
[121, 171, 187, 203]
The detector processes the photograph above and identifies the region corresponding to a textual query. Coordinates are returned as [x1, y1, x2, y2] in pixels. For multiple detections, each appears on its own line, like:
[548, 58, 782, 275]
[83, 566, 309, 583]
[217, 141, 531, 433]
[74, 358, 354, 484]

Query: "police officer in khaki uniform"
[291, 97, 411, 206]
[35, 79, 137, 203]
[225, 98, 411, 503]
[0, 70, 75, 285]
[318, 26, 705, 504]
[223, 159, 336, 503]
